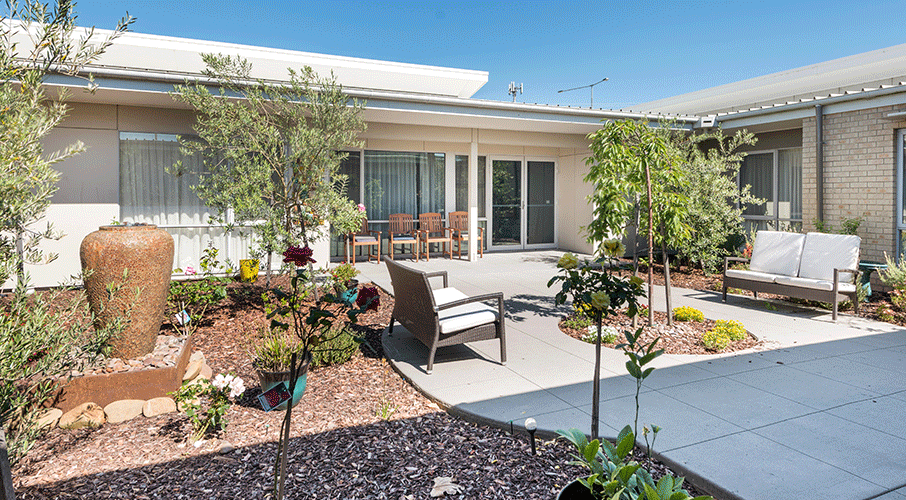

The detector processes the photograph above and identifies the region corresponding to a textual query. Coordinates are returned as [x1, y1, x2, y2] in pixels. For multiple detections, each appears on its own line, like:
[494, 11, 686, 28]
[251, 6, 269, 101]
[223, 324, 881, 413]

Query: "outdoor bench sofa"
[384, 256, 506, 373]
[722, 230, 861, 321]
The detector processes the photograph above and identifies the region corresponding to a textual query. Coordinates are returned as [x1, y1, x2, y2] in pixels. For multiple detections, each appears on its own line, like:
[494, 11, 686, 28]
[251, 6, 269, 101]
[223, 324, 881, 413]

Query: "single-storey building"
[17, 24, 906, 291]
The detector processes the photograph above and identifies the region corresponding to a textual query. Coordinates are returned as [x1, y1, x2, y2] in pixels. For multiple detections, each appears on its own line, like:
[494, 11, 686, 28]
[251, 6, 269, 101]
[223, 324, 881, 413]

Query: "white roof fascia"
[8, 20, 488, 98]
[638, 43, 906, 116]
[714, 83, 906, 130]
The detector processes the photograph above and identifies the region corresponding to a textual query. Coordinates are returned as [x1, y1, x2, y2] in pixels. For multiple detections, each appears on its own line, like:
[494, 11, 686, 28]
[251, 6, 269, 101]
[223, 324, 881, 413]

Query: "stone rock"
[190, 350, 205, 364]
[142, 397, 176, 417]
[183, 358, 203, 381]
[218, 441, 235, 454]
[59, 402, 106, 429]
[36, 408, 63, 429]
[104, 399, 145, 424]
[199, 362, 213, 380]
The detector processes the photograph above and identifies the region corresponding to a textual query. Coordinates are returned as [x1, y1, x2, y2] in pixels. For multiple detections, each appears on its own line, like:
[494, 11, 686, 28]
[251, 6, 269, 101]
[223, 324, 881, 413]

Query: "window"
[454, 155, 486, 217]
[363, 151, 445, 220]
[897, 130, 906, 256]
[119, 132, 257, 272]
[738, 148, 802, 231]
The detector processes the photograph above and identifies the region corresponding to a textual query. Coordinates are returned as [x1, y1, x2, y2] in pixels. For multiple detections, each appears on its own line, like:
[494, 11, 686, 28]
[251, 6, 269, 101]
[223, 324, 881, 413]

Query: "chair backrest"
[419, 212, 444, 234]
[449, 211, 468, 231]
[384, 257, 437, 338]
[389, 213, 415, 235]
[352, 217, 369, 235]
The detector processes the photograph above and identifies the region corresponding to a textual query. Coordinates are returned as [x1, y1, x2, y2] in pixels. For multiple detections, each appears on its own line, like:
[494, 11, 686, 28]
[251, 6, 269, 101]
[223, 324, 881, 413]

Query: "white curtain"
[363, 151, 445, 220]
[119, 133, 227, 272]
[778, 148, 802, 221]
[740, 152, 774, 217]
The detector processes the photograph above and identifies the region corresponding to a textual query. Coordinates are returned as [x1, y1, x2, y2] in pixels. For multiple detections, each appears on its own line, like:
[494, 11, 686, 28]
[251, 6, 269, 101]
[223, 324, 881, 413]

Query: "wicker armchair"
[449, 211, 484, 259]
[345, 218, 381, 265]
[417, 212, 452, 261]
[384, 256, 506, 374]
[388, 213, 419, 261]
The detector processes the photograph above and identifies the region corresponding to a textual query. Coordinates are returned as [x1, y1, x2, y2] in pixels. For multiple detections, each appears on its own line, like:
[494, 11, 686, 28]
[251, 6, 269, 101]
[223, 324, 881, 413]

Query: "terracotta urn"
[80, 224, 174, 359]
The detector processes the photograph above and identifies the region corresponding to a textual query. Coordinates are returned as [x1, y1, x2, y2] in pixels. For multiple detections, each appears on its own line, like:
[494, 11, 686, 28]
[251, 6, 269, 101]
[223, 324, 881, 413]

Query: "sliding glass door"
[489, 158, 556, 250]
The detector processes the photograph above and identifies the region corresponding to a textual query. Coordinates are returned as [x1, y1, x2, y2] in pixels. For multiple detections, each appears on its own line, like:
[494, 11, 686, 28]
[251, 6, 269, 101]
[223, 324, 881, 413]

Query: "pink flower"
[357, 203, 366, 213]
[356, 286, 380, 312]
[283, 246, 316, 266]
[185, 266, 197, 276]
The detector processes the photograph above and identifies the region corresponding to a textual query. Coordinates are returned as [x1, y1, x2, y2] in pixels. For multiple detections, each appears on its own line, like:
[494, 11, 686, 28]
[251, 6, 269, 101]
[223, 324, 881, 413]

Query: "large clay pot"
[80, 224, 174, 359]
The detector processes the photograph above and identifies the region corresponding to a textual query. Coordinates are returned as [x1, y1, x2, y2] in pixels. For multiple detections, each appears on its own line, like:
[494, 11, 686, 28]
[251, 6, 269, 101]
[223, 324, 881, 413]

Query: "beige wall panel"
[479, 144, 523, 156]
[525, 146, 559, 157]
[59, 102, 117, 129]
[741, 129, 803, 152]
[556, 152, 594, 254]
[43, 127, 119, 204]
[6, 203, 120, 289]
[117, 105, 197, 135]
[362, 122, 472, 143]
[363, 138, 427, 152]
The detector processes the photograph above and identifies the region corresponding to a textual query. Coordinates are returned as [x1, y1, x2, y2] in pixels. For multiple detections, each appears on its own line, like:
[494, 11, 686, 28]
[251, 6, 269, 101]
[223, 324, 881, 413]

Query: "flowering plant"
[171, 373, 245, 441]
[548, 245, 644, 440]
[266, 244, 380, 496]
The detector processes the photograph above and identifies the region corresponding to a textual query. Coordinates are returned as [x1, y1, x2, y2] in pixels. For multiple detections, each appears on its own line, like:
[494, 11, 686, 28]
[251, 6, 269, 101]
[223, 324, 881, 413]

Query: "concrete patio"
[355, 250, 906, 500]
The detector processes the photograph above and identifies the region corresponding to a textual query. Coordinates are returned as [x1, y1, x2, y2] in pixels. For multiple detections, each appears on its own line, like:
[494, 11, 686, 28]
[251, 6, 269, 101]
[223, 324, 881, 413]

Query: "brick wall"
[802, 105, 906, 289]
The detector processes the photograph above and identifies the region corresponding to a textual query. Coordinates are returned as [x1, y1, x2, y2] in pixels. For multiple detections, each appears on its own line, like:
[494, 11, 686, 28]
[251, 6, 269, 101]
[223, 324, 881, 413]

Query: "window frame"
[738, 146, 803, 230]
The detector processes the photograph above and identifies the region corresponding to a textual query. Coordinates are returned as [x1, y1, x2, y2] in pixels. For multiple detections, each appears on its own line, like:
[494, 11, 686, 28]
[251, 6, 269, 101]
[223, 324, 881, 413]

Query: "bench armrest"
[436, 292, 504, 316]
[724, 256, 749, 273]
[424, 270, 448, 288]
[833, 268, 861, 284]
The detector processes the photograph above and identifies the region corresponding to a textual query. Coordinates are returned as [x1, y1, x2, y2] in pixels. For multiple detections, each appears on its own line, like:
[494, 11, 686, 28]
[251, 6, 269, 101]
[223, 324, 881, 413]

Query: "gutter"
[714, 83, 906, 123]
[816, 104, 824, 222]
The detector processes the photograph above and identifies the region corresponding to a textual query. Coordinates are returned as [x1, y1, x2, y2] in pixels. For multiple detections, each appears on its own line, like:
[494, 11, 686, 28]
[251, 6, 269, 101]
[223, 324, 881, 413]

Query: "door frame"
[487, 156, 558, 251]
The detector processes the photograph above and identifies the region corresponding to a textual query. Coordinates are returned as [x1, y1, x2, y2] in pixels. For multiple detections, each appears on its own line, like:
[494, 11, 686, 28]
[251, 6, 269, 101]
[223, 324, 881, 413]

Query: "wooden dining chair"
[388, 213, 419, 261]
[449, 211, 484, 259]
[345, 218, 381, 265]
[417, 212, 452, 261]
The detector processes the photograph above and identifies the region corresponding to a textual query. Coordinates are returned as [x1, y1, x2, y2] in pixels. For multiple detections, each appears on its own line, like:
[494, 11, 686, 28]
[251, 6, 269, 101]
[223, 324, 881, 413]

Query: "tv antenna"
[508, 82, 523, 102]
[558, 77, 608, 108]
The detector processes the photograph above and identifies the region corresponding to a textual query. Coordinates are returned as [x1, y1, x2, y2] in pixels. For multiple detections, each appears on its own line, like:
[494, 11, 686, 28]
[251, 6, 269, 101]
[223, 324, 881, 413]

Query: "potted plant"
[329, 263, 360, 301]
[252, 331, 309, 410]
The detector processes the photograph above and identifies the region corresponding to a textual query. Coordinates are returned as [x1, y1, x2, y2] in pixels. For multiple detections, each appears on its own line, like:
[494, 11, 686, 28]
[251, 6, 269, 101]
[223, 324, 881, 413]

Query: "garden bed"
[559, 309, 760, 355]
[12, 274, 714, 499]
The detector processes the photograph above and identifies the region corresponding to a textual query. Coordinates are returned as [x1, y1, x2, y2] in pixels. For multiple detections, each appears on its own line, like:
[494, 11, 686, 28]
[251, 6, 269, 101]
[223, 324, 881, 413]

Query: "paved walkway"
[355, 250, 906, 500]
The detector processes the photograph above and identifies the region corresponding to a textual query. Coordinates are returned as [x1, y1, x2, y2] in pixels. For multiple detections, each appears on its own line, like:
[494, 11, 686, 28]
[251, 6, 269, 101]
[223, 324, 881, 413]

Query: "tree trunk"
[645, 163, 654, 327]
[591, 318, 602, 440]
[265, 251, 273, 288]
[631, 201, 640, 329]
[662, 236, 673, 326]
[1, 429, 15, 500]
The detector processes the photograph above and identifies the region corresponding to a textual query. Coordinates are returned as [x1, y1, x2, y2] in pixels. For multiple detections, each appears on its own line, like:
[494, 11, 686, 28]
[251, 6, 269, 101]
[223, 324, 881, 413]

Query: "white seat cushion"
[798, 233, 860, 282]
[749, 231, 806, 276]
[724, 269, 781, 283]
[774, 276, 857, 293]
[432, 287, 498, 334]
[354, 235, 378, 242]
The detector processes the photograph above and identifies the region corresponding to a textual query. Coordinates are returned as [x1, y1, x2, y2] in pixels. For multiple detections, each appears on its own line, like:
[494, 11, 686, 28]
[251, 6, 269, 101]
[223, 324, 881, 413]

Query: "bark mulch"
[12, 274, 714, 499]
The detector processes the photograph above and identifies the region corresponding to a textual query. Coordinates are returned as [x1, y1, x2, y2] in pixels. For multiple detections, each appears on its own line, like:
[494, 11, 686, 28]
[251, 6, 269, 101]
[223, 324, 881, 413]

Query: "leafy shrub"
[701, 329, 731, 351]
[311, 327, 358, 368]
[673, 306, 704, 322]
[1, 284, 124, 464]
[558, 426, 708, 500]
[881, 252, 906, 300]
[841, 217, 863, 236]
[329, 263, 360, 288]
[563, 314, 594, 331]
[712, 319, 747, 341]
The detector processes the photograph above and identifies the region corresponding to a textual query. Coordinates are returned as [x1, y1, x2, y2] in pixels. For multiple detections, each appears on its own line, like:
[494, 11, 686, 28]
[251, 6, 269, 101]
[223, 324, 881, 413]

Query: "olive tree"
[171, 55, 366, 286]
[0, 0, 132, 286]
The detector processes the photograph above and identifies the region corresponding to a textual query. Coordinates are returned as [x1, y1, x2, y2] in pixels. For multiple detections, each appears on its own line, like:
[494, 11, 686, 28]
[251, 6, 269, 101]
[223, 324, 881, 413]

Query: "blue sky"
[73, 0, 905, 110]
